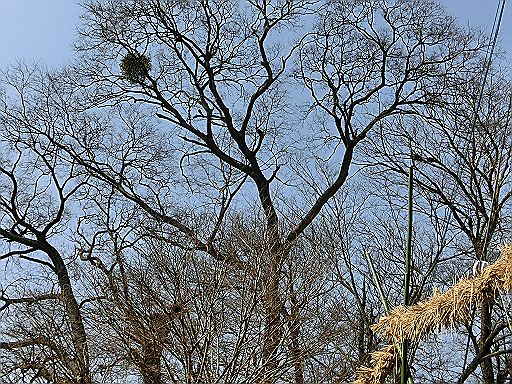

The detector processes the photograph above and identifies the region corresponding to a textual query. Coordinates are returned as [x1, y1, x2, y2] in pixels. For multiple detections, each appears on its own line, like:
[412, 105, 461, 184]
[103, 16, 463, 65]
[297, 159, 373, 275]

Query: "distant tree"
[0, 0, 490, 383]
[367, 56, 512, 383]
[0, 66, 91, 383]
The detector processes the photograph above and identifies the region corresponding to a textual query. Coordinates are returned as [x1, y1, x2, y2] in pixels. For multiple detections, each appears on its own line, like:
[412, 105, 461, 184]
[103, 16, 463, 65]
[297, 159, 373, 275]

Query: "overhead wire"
[470, 0, 506, 144]
[479, 0, 506, 263]
[462, 0, 506, 375]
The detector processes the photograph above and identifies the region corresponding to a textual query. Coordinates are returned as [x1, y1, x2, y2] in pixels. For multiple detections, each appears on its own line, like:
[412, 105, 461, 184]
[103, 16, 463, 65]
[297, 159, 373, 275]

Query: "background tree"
[0, 1, 501, 383]
[0, 66, 92, 384]
[71, 1, 483, 380]
[367, 53, 512, 383]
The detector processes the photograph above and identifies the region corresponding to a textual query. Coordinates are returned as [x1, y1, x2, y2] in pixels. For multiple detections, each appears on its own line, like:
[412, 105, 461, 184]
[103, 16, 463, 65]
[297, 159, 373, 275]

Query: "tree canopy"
[1, 1, 511, 383]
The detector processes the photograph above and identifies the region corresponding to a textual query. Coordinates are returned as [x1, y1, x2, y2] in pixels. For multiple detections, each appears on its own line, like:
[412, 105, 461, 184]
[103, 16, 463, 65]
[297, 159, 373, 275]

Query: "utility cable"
[470, 0, 506, 145]
[479, 0, 505, 261]
[462, 1, 506, 377]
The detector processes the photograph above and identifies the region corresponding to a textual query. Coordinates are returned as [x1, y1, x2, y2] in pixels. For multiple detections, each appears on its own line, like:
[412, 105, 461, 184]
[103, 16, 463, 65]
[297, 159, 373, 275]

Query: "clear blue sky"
[0, 1, 510, 66]
[0, 1, 80, 67]
[443, 0, 512, 57]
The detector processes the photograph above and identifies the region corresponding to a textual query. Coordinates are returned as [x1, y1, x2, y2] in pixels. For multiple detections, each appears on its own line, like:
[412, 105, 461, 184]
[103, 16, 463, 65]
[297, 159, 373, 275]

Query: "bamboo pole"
[401, 165, 414, 384]
[364, 251, 390, 316]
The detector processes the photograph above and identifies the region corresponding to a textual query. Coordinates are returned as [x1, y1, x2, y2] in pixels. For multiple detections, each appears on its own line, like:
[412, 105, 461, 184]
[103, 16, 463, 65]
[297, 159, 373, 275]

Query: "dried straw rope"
[353, 344, 399, 384]
[353, 244, 512, 384]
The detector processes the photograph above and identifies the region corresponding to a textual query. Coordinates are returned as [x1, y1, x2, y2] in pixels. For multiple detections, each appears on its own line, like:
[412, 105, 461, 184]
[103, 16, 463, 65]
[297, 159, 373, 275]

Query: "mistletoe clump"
[120, 52, 151, 84]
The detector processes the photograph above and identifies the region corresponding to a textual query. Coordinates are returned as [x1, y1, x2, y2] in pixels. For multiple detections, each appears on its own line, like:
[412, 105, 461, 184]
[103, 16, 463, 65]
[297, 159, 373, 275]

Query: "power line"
[470, 0, 506, 139]
[462, 0, 507, 376]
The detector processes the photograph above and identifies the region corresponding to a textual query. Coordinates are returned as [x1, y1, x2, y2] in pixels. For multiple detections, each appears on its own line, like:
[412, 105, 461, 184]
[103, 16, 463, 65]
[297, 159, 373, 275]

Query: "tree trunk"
[140, 343, 164, 384]
[46, 244, 91, 384]
[262, 263, 283, 384]
[289, 284, 305, 384]
[480, 302, 495, 384]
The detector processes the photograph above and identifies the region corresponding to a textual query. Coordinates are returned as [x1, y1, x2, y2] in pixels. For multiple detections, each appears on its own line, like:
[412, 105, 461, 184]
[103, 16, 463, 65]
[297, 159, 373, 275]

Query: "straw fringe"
[352, 244, 512, 384]
[353, 344, 399, 384]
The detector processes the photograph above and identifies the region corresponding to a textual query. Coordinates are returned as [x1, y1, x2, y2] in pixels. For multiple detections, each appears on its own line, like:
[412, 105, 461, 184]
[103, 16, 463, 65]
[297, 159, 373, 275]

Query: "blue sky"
[444, 0, 511, 56]
[0, 1, 80, 67]
[0, 1, 510, 66]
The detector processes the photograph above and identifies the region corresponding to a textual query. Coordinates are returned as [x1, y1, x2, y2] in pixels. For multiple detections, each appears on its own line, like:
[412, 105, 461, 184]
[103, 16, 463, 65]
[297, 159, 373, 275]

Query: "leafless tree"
[0, 66, 92, 383]
[367, 51, 512, 383]
[71, 1, 482, 381]
[0, 1, 493, 383]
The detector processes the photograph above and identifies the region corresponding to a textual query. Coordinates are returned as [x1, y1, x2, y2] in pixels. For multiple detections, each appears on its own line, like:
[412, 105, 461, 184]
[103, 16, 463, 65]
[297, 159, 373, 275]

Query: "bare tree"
[0, 66, 91, 383]
[0, 1, 491, 383]
[367, 52, 512, 383]
[76, 191, 321, 383]
[70, 1, 481, 381]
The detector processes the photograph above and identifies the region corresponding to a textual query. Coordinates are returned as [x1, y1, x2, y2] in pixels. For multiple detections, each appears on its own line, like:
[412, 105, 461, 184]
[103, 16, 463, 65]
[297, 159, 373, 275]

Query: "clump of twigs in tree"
[120, 51, 151, 84]
[353, 244, 512, 384]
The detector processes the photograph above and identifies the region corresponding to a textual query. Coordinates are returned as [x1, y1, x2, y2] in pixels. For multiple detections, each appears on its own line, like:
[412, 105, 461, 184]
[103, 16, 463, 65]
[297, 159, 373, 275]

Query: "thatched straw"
[373, 245, 512, 341]
[353, 244, 512, 384]
[353, 344, 399, 384]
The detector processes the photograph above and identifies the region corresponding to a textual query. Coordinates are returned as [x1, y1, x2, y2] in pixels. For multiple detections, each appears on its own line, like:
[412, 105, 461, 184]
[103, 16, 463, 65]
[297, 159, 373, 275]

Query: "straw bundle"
[352, 244, 512, 384]
[373, 244, 512, 341]
[353, 344, 399, 384]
